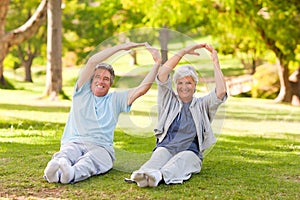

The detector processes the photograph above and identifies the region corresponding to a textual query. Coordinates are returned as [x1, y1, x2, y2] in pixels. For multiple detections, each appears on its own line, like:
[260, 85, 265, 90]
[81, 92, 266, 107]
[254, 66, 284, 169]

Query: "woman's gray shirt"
[154, 75, 227, 153]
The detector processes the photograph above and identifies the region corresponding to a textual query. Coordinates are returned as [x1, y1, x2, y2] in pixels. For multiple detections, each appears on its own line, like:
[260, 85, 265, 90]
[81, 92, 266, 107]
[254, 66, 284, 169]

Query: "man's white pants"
[51, 142, 113, 183]
[135, 147, 202, 184]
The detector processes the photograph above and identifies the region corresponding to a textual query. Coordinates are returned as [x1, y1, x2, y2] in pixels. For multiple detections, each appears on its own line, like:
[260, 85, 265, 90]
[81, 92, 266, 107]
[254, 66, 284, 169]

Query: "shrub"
[251, 64, 280, 99]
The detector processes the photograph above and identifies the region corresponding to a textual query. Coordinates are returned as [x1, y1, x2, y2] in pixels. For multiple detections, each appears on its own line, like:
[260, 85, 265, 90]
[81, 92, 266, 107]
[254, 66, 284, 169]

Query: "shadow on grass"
[0, 118, 65, 132]
[0, 103, 70, 113]
[0, 78, 15, 90]
[225, 109, 298, 122]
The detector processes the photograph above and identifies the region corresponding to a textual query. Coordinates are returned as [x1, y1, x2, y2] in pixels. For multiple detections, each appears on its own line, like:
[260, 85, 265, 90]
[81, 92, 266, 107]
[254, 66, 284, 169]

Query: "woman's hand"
[178, 43, 206, 57]
[203, 44, 219, 65]
[117, 42, 146, 51]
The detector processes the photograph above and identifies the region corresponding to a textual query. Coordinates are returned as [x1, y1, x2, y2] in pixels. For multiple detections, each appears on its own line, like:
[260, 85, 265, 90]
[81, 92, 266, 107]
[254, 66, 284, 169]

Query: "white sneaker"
[59, 158, 74, 184]
[44, 159, 60, 183]
[145, 170, 162, 187]
[130, 171, 148, 187]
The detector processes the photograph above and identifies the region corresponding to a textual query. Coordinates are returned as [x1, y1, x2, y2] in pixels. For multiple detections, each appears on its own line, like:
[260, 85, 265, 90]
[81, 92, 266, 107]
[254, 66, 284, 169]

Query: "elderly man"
[44, 42, 161, 184]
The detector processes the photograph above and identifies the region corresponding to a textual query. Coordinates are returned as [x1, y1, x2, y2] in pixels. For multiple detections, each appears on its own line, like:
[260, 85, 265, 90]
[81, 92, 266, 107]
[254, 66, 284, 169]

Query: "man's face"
[176, 76, 196, 103]
[91, 69, 112, 97]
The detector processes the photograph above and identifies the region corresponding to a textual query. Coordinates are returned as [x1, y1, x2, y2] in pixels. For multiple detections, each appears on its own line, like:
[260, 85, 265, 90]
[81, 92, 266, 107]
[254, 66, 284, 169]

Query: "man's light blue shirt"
[61, 81, 130, 157]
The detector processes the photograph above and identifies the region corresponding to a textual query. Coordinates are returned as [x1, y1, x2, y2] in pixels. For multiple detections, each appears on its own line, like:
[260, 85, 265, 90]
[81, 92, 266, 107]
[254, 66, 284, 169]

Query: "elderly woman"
[129, 43, 227, 187]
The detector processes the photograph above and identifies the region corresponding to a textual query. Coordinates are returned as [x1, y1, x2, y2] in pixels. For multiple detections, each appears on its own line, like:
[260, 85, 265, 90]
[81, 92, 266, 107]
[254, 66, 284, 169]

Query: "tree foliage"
[2, 0, 300, 105]
[207, 0, 300, 104]
[62, 0, 123, 63]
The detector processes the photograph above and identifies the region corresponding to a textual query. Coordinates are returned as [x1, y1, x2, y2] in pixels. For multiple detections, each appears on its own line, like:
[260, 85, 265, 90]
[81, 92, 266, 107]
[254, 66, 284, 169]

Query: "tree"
[208, 0, 300, 105]
[120, 0, 300, 105]
[0, 0, 47, 86]
[6, 0, 47, 83]
[45, 0, 62, 100]
[121, 0, 209, 63]
[62, 0, 123, 63]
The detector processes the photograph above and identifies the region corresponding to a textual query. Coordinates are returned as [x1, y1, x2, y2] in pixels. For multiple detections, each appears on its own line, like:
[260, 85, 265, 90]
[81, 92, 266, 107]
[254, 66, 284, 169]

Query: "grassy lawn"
[1, 62, 300, 199]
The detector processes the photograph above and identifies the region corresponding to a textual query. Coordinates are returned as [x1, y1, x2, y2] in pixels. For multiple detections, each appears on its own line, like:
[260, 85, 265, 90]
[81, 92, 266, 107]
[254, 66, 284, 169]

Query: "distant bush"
[251, 64, 280, 99]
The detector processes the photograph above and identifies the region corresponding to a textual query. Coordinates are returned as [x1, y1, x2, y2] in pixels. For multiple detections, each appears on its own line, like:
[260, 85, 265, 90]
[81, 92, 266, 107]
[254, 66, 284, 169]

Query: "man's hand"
[145, 42, 162, 65]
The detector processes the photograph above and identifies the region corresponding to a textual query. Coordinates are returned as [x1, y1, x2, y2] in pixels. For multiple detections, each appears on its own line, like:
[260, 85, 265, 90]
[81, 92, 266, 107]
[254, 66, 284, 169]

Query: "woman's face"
[90, 68, 112, 97]
[176, 76, 196, 103]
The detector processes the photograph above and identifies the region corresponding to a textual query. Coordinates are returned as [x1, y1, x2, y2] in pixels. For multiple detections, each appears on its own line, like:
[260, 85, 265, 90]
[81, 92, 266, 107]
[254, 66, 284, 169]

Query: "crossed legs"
[44, 142, 113, 184]
[130, 147, 202, 187]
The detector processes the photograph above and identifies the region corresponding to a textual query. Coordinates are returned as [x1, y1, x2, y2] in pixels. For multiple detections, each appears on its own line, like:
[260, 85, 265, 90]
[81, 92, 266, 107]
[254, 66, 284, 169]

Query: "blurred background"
[1, 0, 299, 106]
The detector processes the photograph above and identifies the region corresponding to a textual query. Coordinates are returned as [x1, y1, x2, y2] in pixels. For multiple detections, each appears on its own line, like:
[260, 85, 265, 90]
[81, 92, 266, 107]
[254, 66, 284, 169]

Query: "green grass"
[1, 65, 300, 199]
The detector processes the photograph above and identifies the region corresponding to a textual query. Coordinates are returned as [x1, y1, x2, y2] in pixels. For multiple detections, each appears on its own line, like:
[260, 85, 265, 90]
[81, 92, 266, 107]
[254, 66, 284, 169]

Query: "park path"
[200, 74, 253, 96]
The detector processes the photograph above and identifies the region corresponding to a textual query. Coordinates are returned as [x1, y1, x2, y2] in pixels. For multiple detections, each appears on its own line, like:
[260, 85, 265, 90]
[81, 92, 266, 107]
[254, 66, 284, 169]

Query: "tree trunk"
[23, 54, 35, 82]
[0, 43, 9, 86]
[255, 24, 296, 105]
[0, 0, 10, 86]
[289, 67, 300, 106]
[45, 0, 62, 100]
[0, 0, 47, 87]
[159, 28, 169, 64]
[274, 57, 292, 103]
[18, 44, 35, 82]
[129, 50, 137, 65]
[251, 58, 257, 75]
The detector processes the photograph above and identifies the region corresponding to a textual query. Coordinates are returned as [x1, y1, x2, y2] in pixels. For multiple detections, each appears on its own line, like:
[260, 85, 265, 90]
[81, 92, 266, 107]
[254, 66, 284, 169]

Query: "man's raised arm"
[77, 42, 146, 89]
[127, 43, 162, 105]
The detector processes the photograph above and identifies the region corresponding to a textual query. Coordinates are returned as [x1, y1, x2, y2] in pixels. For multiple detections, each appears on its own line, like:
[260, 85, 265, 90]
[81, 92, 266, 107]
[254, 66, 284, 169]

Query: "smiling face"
[176, 76, 196, 103]
[90, 68, 112, 97]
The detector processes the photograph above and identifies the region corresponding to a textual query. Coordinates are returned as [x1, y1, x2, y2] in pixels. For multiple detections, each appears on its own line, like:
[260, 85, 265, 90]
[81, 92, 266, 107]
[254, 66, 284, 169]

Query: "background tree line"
[1, 0, 299, 105]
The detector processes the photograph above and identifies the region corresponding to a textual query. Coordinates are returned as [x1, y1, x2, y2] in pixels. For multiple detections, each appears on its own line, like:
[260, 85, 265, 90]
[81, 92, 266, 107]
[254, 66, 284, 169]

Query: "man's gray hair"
[173, 65, 198, 84]
[94, 63, 115, 85]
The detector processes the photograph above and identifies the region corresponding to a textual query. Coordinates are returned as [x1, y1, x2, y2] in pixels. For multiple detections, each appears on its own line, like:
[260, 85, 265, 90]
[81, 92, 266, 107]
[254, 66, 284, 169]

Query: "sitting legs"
[129, 148, 202, 187]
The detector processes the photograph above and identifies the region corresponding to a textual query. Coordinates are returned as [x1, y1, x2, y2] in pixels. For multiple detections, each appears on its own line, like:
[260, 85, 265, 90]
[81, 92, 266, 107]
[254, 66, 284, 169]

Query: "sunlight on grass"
[222, 97, 300, 141]
[1, 53, 300, 199]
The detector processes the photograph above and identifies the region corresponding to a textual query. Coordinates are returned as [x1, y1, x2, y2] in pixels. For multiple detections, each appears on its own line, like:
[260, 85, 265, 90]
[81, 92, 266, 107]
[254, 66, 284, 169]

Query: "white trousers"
[51, 142, 113, 183]
[136, 147, 202, 184]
